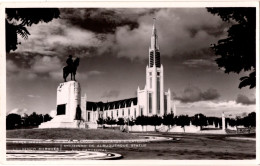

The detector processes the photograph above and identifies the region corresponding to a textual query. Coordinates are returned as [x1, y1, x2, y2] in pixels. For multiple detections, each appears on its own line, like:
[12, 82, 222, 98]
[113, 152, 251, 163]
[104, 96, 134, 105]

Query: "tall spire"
[151, 17, 159, 50]
[152, 17, 157, 37]
[149, 18, 160, 68]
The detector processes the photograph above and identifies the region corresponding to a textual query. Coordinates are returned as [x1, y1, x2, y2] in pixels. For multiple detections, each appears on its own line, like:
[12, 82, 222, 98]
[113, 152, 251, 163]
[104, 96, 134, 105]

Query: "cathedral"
[82, 19, 176, 124]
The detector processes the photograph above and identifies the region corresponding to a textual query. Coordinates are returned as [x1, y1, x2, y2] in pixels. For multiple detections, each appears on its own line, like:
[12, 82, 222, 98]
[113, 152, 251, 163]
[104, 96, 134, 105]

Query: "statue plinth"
[39, 81, 86, 128]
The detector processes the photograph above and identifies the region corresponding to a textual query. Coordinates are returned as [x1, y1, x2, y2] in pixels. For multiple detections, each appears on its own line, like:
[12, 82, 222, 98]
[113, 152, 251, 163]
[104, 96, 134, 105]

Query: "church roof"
[86, 97, 138, 111]
[86, 101, 98, 111]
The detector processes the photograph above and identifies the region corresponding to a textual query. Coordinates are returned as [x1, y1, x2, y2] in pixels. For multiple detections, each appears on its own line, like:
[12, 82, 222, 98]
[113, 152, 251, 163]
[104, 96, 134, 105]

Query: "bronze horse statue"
[63, 57, 80, 82]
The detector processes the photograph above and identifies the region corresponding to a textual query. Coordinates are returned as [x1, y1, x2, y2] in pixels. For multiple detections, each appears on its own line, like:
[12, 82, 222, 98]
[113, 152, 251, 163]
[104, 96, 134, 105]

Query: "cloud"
[15, 18, 102, 58]
[175, 86, 220, 103]
[27, 94, 41, 98]
[175, 100, 255, 117]
[101, 8, 228, 60]
[101, 90, 120, 98]
[30, 56, 62, 74]
[6, 8, 230, 83]
[236, 94, 255, 105]
[7, 56, 63, 80]
[8, 108, 28, 115]
[88, 70, 104, 76]
[60, 8, 143, 34]
[8, 8, 229, 73]
[183, 58, 217, 68]
[6, 60, 19, 73]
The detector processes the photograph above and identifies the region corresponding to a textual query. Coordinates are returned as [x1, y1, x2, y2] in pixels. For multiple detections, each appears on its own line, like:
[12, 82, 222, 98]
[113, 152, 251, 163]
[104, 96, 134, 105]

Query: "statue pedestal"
[39, 81, 85, 128]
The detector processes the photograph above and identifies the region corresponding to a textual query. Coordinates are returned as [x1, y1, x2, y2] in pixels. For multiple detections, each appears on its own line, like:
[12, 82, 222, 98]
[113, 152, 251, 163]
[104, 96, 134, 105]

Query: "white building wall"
[137, 88, 147, 116]
[99, 104, 138, 121]
[81, 94, 87, 121]
[159, 65, 164, 116]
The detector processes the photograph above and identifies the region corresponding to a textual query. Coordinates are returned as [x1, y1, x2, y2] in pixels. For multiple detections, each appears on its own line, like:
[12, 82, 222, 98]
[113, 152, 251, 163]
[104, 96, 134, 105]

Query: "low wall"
[98, 124, 252, 133]
[237, 127, 255, 134]
[168, 126, 184, 133]
[127, 125, 200, 133]
[185, 125, 201, 133]
[227, 125, 237, 130]
[128, 125, 156, 132]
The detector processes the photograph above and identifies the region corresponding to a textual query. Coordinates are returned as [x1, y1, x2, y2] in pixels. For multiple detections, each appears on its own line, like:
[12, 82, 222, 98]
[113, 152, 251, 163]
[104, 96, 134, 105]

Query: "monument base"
[39, 115, 85, 129]
[39, 81, 86, 129]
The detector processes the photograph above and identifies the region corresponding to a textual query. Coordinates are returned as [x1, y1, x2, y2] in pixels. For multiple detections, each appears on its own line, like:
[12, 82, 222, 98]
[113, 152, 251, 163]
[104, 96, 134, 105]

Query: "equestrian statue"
[63, 55, 80, 82]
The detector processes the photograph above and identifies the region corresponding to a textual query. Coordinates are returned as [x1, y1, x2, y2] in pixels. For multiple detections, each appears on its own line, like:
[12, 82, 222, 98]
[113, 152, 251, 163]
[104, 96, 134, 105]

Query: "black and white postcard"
[1, 1, 259, 165]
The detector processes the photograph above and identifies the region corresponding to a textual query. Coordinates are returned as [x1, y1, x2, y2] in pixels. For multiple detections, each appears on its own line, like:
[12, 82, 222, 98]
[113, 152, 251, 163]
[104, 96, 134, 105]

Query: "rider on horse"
[63, 55, 80, 82]
[66, 55, 73, 71]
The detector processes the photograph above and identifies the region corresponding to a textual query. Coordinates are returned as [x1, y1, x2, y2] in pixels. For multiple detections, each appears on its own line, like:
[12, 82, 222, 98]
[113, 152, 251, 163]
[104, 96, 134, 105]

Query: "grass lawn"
[6, 132, 255, 160]
[6, 128, 141, 140]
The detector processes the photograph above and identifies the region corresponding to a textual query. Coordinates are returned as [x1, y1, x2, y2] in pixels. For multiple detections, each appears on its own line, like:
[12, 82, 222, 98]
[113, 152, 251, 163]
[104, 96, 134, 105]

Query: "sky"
[6, 8, 256, 118]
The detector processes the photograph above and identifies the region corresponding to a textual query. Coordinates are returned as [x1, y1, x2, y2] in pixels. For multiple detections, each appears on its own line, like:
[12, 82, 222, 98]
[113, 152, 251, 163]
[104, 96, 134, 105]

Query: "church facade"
[82, 19, 176, 123]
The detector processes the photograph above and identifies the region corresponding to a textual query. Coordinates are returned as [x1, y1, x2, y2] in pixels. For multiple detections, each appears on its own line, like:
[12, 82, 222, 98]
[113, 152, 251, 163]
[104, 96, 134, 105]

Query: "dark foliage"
[241, 112, 256, 127]
[6, 114, 21, 129]
[207, 8, 256, 89]
[126, 118, 135, 126]
[117, 118, 125, 125]
[206, 117, 221, 127]
[6, 112, 52, 130]
[175, 115, 190, 127]
[97, 117, 104, 125]
[162, 113, 175, 127]
[226, 118, 236, 127]
[6, 8, 60, 53]
[147, 115, 162, 126]
[191, 113, 207, 128]
[135, 115, 149, 126]
[105, 117, 117, 127]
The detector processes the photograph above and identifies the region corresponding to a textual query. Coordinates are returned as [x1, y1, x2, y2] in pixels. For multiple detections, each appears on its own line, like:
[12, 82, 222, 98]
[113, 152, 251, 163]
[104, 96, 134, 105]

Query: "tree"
[135, 116, 148, 126]
[125, 117, 135, 132]
[191, 113, 207, 129]
[105, 117, 117, 127]
[226, 118, 236, 127]
[235, 116, 243, 126]
[247, 112, 256, 127]
[207, 8, 256, 89]
[242, 112, 256, 127]
[6, 8, 60, 53]
[97, 117, 104, 125]
[162, 113, 175, 129]
[117, 118, 125, 126]
[27, 112, 42, 126]
[43, 114, 53, 122]
[6, 113, 21, 129]
[135, 115, 149, 131]
[175, 115, 190, 128]
[147, 115, 162, 130]
[128, 118, 135, 126]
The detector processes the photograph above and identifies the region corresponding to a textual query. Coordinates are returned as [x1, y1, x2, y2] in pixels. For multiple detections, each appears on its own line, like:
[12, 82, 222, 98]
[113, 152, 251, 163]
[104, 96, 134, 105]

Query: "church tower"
[146, 18, 165, 116]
